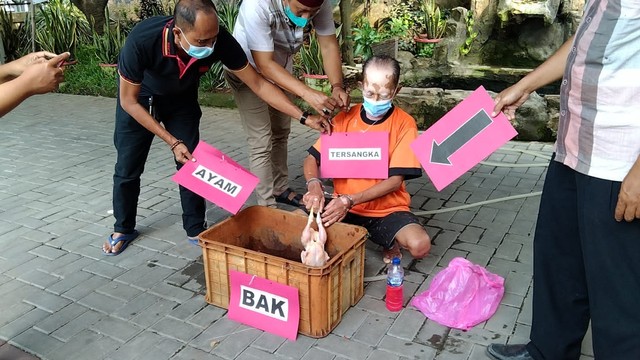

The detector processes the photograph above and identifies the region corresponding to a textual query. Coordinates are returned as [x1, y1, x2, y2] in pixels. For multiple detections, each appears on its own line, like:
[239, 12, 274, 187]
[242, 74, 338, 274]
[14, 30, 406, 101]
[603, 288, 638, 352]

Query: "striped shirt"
[232, 0, 335, 73]
[556, 0, 640, 181]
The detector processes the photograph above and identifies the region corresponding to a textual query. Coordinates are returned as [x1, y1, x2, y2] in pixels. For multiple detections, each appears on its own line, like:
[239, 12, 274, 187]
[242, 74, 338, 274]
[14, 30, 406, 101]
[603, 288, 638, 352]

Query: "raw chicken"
[300, 207, 329, 267]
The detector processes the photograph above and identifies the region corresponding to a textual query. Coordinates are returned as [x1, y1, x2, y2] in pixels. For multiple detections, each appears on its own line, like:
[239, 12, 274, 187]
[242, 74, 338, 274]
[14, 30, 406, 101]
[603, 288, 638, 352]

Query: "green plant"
[92, 7, 125, 64]
[57, 45, 119, 97]
[297, 29, 324, 75]
[295, 24, 342, 76]
[459, 10, 478, 56]
[0, 8, 30, 61]
[199, 62, 226, 91]
[351, 18, 382, 61]
[416, 42, 435, 57]
[215, 0, 241, 31]
[32, 0, 91, 57]
[421, 0, 447, 39]
[138, 0, 164, 20]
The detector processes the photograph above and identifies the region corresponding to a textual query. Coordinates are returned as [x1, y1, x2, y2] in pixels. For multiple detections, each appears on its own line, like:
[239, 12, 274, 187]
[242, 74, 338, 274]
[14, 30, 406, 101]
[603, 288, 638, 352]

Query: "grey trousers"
[225, 71, 293, 207]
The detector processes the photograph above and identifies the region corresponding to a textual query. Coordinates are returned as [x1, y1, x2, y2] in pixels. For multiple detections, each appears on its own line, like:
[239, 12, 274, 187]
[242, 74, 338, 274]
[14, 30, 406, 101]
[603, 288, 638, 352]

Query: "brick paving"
[0, 94, 594, 359]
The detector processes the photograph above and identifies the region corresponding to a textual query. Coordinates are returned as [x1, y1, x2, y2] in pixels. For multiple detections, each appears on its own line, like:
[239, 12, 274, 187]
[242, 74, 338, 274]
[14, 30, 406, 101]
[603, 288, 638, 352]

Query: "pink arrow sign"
[410, 86, 517, 191]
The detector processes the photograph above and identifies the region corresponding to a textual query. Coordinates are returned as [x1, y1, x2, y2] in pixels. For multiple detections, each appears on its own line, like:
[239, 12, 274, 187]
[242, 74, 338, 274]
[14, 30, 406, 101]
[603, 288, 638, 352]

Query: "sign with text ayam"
[410, 86, 517, 191]
[228, 271, 300, 341]
[172, 141, 259, 214]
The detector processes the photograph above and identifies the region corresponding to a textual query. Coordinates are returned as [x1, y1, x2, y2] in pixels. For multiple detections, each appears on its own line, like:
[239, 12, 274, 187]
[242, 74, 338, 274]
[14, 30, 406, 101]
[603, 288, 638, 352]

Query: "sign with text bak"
[228, 270, 300, 340]
[320, 131, 389, 179]
[171, 141, 259, 214]
[410, 86, 517, 191]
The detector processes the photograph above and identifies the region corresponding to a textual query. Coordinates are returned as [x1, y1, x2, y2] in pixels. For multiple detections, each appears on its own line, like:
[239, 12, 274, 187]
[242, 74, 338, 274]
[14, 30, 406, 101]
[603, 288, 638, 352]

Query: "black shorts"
[343, 211, 422, 249]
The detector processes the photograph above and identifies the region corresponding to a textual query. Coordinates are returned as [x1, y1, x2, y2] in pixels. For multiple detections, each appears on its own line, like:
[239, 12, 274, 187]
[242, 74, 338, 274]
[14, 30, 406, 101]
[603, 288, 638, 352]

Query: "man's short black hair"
[174, 0, 217, 30]
[362, 55, 401, 88]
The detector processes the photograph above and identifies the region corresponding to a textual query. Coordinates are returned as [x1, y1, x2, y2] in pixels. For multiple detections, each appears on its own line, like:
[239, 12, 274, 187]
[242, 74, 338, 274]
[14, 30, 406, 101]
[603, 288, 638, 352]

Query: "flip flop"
[104, 230, 139, 256]
[275, 188, 304, 207]
[187, 236, 200, 246]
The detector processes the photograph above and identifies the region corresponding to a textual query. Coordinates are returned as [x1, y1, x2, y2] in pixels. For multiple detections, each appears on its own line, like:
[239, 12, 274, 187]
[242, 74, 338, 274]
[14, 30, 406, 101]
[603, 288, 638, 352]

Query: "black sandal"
[275, 187, 304, 207]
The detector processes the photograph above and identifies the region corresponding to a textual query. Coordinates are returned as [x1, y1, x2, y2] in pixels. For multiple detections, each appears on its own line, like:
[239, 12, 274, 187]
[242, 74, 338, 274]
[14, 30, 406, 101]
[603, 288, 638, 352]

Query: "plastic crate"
[198, 205, 367, 338]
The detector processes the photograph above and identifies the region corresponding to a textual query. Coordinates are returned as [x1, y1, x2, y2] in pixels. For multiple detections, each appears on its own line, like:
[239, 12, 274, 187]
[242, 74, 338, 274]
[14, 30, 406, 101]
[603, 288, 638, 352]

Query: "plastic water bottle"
[386, 257, 404, 312]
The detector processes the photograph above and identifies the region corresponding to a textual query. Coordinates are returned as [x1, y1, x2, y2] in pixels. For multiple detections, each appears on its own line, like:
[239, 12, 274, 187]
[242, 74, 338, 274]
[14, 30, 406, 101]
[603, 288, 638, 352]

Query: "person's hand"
[331, 86, 350, 112]
[615, 162, 640, 222]
[303, 114, 332, 135]
[172, 143, 194, 164]
[303, 185, 325, 213]
[321, 196, 350, 227]
[10, 51, 59, 76]
[21, 52, 70, 95]
[303, 88, 338, 117]
[492, 84, 531, 121]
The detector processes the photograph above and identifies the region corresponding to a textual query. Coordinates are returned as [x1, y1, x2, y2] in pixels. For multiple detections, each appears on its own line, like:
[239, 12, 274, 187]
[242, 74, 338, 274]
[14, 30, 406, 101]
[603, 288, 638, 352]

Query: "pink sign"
[172, 141, 259, 214]
[410, 86, 517, 191]
[320, 132, 389, 179]
[228, 270, 300, 340]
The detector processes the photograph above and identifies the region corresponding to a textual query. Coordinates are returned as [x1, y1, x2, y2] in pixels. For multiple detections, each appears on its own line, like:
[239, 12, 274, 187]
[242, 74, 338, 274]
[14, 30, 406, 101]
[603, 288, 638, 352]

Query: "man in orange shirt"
[302, 55, 431, 262]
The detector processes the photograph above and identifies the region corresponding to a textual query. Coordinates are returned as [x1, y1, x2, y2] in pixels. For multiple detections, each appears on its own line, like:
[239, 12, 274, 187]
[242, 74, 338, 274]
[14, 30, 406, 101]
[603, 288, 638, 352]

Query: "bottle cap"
[392, 257, 401, 265]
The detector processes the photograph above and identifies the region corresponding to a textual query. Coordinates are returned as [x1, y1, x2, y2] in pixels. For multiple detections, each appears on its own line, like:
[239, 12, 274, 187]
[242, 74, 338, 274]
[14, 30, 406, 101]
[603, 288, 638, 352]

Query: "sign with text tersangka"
[410, 86, 517, 191]
[172, 141, 259, 214]
[320, 132, 389, 179]
[228, 270, 300, 340]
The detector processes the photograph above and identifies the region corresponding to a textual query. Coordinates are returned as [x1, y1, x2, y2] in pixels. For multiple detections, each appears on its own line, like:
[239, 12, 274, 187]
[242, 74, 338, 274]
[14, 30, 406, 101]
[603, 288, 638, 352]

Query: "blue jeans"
[112, 95, 205, 237]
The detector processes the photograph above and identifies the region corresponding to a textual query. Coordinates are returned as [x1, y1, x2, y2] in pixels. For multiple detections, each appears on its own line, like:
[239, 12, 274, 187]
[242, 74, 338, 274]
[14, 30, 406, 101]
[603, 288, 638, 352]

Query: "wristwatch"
[299, 111, 310, 125]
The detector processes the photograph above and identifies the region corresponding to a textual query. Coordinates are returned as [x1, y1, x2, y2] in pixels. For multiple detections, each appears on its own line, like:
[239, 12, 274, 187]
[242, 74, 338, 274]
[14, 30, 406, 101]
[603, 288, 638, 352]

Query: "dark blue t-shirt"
[117, 16, 248, 98]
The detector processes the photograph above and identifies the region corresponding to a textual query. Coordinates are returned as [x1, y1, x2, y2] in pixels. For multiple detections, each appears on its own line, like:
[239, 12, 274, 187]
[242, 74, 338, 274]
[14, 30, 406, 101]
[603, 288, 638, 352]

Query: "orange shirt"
[309, 104, 422, 217]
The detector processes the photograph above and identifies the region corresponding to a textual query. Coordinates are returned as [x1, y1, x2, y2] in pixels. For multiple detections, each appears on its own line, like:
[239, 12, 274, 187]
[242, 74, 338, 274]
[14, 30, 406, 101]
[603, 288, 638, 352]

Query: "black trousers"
[112, 95, 205, 237]
[526, 159, 640, 359]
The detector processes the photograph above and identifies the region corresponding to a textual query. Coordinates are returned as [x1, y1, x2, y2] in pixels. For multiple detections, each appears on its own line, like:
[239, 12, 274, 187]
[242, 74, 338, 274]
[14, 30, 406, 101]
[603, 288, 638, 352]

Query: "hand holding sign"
[172, 141, 259, 214]
[411, 86, 517, 191]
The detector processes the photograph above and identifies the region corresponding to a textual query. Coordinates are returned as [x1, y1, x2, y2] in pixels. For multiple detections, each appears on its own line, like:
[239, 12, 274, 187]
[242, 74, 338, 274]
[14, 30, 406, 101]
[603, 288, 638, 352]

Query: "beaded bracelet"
[169, 139, 184, 151]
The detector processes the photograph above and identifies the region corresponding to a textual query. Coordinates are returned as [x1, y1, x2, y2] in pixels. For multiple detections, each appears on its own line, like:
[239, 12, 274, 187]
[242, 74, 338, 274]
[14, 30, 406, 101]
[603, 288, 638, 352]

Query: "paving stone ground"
[0, 94, 594, 360]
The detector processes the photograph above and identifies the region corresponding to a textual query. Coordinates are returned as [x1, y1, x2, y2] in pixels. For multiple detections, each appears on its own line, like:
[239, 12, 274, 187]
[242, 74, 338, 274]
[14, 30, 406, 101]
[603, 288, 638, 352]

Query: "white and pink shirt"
[556, 0, 640, 181]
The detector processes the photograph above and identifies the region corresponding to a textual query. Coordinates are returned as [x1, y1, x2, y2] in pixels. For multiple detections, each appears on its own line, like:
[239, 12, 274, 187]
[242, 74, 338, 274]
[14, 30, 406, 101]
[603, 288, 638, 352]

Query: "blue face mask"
[284, 6, 309, 27]
[363, 97, 393, 118]
[177, 27, 215, 59]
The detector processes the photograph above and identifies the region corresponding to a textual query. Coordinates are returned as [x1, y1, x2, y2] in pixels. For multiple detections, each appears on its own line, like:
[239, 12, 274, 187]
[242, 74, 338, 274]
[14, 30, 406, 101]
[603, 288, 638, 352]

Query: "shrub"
[92, 7, 125, 65]
[33, 0, 91, 57]
[0, 8, 30, 61]
[57, 45, 118, 97]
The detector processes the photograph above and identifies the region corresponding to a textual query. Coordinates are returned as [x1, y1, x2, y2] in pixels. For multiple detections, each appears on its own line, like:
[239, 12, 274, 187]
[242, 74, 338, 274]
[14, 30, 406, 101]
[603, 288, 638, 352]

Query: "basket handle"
[341, 249, 356, 265]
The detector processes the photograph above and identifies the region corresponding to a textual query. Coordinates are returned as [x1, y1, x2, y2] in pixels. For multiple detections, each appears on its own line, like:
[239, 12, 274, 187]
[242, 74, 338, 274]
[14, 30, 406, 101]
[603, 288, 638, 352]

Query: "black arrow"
[430, 110, 493, 165]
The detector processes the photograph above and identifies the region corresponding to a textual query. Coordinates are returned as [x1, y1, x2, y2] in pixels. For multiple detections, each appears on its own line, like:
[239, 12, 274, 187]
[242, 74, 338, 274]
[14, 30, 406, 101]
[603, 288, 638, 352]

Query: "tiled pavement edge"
[0, 94, 594, 360]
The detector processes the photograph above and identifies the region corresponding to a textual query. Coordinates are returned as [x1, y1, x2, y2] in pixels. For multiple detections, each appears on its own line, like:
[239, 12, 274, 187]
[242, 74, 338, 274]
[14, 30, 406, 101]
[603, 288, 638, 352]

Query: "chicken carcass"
[300, 207, 329, 267]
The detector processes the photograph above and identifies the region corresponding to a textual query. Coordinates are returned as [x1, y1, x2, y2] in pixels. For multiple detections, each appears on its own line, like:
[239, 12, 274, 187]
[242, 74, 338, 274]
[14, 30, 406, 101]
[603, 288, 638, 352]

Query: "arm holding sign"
[492, 35, 574, 121]
[118, 78, 193, 164]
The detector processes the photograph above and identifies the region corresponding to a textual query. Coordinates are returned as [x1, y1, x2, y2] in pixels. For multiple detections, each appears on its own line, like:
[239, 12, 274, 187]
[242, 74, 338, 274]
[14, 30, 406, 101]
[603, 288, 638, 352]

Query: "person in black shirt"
[104, 0, 331, 255]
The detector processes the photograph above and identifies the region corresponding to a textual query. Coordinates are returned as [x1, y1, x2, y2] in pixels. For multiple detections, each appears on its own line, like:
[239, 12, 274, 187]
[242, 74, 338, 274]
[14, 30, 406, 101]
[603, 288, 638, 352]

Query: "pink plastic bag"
[411, 257, 505, 330]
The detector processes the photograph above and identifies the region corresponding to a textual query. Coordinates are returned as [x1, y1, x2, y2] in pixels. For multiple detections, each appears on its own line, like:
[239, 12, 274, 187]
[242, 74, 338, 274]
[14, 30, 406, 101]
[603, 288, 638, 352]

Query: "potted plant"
[297, 28, 334, 93]
[415, 0, 447, 43]
[92, 7, 124, 73]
